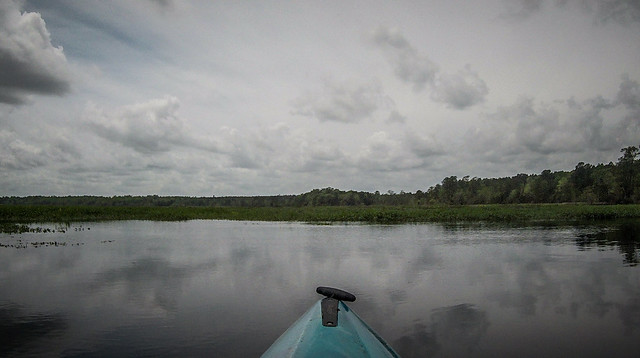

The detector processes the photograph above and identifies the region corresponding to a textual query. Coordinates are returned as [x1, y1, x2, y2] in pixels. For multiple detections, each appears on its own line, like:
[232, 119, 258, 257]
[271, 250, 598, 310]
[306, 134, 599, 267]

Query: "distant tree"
[617, 146, 639, 203]
[592, 163, 617, 203]
[528, 170, 556, 203]
[441, 176, 458, 204]
[571, 162, 594, 192]
[554, 172, 574, 202]
[510, 174, 529, 203]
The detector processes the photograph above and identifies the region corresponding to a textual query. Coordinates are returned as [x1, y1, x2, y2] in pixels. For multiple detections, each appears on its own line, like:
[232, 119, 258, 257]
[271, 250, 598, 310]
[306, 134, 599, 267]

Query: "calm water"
[1, 220, 639, 357]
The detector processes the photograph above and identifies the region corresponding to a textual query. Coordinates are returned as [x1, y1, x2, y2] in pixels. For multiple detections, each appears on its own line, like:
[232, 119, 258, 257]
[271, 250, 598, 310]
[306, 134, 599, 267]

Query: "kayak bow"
[261, 287, 400, 358]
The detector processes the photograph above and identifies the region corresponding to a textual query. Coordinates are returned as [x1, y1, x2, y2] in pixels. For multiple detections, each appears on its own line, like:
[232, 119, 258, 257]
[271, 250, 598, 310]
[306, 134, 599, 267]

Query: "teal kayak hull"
[261, 300, 399, 358]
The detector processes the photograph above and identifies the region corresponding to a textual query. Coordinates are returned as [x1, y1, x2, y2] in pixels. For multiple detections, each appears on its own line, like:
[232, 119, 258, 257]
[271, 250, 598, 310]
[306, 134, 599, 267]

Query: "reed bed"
[2, 204, 640, 227]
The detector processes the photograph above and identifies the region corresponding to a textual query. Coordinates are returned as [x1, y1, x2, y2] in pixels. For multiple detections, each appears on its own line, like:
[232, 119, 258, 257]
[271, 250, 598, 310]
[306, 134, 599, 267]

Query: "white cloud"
[0, 130, 46, 169]
[0, 0, 71, 104]
[84, 96, 219, 155]
[0, 124, 80, 174]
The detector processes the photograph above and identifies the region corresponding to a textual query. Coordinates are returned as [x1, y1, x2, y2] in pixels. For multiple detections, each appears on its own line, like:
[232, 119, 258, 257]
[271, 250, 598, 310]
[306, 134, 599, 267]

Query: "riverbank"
[2, 204, 640, 228]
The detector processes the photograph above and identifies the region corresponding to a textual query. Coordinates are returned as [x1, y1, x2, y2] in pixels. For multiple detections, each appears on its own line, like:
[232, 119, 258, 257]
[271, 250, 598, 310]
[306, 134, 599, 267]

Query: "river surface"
[1, 220, 639, 357]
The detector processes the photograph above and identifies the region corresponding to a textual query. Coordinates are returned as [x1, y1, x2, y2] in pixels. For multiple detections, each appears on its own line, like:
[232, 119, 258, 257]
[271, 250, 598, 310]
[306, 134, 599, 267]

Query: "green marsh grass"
[2, 204, 640, 229]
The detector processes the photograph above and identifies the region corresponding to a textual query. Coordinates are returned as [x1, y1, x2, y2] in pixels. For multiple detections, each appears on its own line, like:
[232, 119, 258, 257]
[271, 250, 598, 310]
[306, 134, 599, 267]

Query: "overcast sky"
[1, 0, 639, 196]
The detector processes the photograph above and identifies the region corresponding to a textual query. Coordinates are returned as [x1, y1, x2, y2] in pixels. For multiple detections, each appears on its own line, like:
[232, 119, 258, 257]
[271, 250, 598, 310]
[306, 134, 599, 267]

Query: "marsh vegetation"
[1, 204, 640, 230]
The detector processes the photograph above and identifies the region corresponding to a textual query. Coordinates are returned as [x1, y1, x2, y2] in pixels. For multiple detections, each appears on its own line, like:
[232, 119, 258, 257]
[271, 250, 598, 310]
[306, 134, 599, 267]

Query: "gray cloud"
[372, 27, 438, 91]
[431, 65, 489, 110]
[0, 1, 71, 105]
[504, 0, 640, 25]
[616, 74, 640, 137]
[585, 0, 640, 25]
[147, 0, 173, 9]
[293, 80, 392, 123]
[386, 110, 406, 124]
[354, 131, 443, 173]
[465, 75, 640, 172]
[372, 27, 488, 110]
[405, 132, 445, 158]
[501, 0, 545, 19]
[617, 73, 640, 110]
[488, 97, 601, 155]
[229, 123, 352, 176]
[512, 98, 579, 155]
[293, 142, 347, 174]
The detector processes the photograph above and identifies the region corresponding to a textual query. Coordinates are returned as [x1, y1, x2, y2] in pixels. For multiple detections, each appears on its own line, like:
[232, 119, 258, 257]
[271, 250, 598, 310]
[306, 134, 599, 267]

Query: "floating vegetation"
[0, 222, 87, 234]
[0, 221, 95, 249]
[30, 241, 66, 248]
[0, 240, 85, 249]
[0, 223, 32, 234]
[0, 241, 28, 249]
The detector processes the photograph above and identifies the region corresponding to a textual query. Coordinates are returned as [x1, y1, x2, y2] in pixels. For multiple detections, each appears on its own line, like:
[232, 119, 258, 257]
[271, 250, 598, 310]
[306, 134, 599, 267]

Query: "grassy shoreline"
[2, 204, 640, 227]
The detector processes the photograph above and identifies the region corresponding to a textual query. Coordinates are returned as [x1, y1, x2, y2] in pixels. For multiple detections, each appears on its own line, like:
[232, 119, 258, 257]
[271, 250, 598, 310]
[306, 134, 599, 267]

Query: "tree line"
[426, 146, 639, 205]
[2, 146, 639, 207]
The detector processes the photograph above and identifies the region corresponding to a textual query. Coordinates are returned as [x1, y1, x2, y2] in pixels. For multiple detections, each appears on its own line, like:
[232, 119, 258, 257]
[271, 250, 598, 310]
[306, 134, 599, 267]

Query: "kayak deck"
[261, 299, 399, 358]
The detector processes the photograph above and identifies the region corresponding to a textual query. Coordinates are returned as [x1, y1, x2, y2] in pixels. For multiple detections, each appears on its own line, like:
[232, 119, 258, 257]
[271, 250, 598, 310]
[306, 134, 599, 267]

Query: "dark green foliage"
[617, 146, 639, 203]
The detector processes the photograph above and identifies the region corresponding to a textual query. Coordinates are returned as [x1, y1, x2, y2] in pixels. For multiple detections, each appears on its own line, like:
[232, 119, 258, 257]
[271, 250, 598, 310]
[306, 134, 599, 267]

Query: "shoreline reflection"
[0, 221, 639, 357]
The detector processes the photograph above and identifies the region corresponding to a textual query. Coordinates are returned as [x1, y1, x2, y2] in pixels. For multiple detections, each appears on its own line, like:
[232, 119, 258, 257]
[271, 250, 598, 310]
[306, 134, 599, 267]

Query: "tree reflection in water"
[575, 222, 640, 266]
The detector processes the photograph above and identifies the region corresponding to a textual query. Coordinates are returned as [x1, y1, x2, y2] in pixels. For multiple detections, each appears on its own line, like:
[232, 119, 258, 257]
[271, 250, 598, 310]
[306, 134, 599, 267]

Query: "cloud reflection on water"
[87, 257, 217, 313]
[1, 221, 639, 357]
[393, 303, 489, 357]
